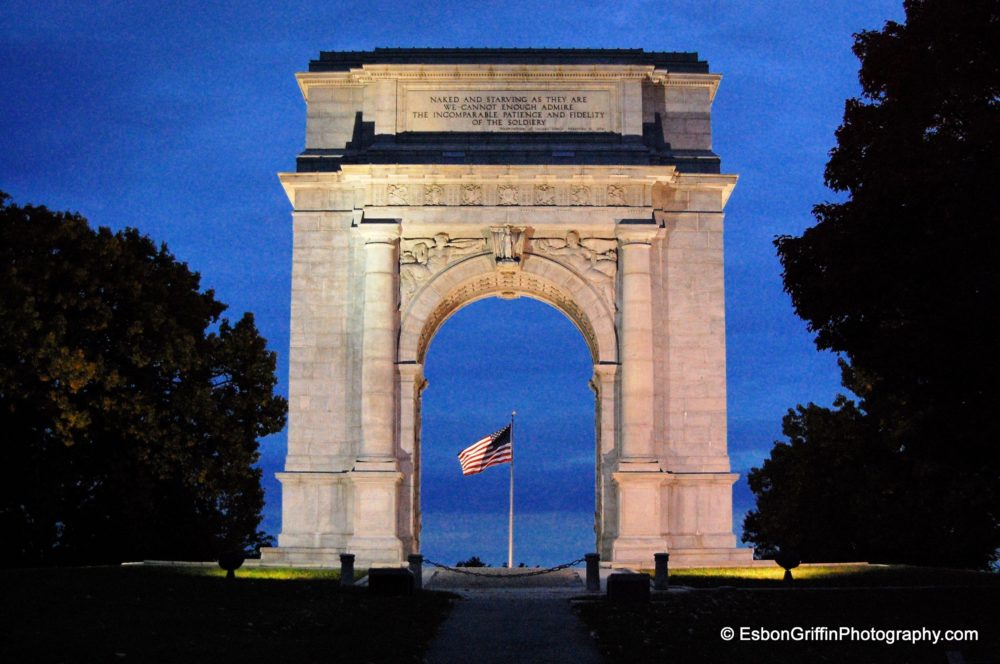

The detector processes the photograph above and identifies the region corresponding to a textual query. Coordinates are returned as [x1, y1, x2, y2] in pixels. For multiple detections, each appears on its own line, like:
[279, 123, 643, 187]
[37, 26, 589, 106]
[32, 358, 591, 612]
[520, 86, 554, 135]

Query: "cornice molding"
[295, 67, 721, 101]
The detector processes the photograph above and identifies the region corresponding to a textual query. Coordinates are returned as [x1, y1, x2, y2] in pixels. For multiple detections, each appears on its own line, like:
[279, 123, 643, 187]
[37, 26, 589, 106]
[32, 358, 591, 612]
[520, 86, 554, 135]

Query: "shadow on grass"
[0, 565, 455, 664]
[577, 566, 999, 664]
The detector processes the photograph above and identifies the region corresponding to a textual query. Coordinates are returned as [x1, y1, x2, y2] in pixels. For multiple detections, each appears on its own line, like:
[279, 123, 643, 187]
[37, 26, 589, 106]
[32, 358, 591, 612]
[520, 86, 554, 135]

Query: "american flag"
[458, 424, 512, 476]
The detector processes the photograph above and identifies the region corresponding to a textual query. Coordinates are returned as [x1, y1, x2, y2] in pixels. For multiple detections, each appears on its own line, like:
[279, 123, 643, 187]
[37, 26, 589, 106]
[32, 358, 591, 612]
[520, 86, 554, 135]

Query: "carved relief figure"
[424, 184, 444, 206]
[534, 184, 555, 206]
[399, 241, 432, 296]
[532, 230, 618, 305]
[461, 184, 482, 205]
[490, 226, 525, 267]
[606, 184, 627, 206]
[570, 184, 590, 206]
[387, 184, 408, 206]
[399, 233, 487, 298]
[497, 184, 519, 206]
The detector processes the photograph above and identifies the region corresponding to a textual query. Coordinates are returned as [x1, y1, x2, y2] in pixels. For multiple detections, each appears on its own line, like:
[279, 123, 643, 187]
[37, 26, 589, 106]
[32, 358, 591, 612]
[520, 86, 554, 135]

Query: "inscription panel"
[400, 87, 615, 133]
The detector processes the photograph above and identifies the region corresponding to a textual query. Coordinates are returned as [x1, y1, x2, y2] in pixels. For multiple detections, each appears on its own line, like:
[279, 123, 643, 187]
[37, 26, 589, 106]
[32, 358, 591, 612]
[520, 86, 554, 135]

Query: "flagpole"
[508, 410, 515, 568]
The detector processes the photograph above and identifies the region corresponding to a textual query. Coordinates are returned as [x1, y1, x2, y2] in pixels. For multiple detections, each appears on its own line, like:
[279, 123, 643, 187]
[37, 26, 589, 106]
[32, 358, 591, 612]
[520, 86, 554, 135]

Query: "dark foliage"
[577, 584, 1000, 663]
[0, 566, 455, 663]
[0, 193, 287, 565]
[745, 0, 1000, 568]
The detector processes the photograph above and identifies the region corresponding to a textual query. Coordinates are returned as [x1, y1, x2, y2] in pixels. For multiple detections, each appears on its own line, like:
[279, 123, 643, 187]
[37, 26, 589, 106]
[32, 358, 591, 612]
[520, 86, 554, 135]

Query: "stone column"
[397, 362, 426, 556]
[592, 363, 619, 558]
[616, 221, 661, 466]
[358, 221, 401, 466]
[592, 364, 618, 459]
[347, 220, 403, 565]
[611, 220, 669, 565]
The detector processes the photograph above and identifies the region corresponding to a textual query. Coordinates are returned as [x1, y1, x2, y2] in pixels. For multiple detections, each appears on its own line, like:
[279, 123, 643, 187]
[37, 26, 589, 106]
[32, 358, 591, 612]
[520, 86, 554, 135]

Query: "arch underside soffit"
[398, 253, 618, 365]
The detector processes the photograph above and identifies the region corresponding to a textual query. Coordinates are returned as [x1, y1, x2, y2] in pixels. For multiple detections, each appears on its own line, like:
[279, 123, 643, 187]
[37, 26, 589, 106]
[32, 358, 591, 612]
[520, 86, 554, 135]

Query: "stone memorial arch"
[261, 49, 753, 568]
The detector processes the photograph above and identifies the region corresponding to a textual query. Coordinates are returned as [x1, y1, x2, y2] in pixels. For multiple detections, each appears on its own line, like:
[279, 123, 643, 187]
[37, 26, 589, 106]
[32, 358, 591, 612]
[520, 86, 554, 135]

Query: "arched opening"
[418, 297, 595, 567]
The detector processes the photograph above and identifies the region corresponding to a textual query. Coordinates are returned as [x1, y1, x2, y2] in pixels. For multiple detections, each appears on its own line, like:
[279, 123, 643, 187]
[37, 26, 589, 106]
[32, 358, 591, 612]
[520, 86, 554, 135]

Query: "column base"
[260, 545, 405, 570]
[668, 547, 756, 568]
[607, 467, 754, 568]
[611, 468, 668, 566]
[344, 536, 405, 569]
[346, 468, 404, 568]
[259, 546, 347, 568]
[612, 536, 671, 565]
[607, 545, 755, 569]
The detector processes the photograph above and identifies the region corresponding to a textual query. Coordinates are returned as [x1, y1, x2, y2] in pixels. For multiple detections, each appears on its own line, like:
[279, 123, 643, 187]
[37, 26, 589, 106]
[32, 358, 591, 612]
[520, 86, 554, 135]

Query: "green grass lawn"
[578, 565, 1000, 664]
[655, 563, 1000, 588]
[174, 564, 343, 581]
[0, 565, 454, 664]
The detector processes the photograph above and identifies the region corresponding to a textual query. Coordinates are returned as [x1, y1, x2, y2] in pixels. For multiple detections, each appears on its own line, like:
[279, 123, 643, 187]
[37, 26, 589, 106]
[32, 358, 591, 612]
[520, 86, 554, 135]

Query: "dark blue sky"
[2, 0, 904, 565]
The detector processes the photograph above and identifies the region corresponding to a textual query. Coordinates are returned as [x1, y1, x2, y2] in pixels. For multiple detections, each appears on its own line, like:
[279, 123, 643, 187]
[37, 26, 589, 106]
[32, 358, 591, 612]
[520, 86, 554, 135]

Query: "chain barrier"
[424, 557, 586, 578]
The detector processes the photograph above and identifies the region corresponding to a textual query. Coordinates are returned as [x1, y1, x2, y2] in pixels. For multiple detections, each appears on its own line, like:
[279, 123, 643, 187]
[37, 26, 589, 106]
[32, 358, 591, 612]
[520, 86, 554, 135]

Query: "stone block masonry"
[261, 48, 753, 569]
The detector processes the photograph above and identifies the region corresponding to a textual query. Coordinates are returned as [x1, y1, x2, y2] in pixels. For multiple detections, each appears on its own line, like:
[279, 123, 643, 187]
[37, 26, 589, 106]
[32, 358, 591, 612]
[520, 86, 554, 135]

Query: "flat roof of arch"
[309, 48, 709, 73]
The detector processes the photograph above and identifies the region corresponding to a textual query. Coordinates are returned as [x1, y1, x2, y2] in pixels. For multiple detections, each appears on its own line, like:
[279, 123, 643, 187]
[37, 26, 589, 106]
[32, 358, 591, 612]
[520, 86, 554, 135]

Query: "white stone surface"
[263, 62, 753, 570]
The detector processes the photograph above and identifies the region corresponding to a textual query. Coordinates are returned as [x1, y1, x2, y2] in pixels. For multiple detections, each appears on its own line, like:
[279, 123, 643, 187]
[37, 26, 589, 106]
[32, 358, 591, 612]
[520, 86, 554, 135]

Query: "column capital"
[396, 361, 424, 381]
[356, 218, 401, 244]
[396, 361, 427, 394]
[616, 218, 663, 245]
[593, 362, 619, 379]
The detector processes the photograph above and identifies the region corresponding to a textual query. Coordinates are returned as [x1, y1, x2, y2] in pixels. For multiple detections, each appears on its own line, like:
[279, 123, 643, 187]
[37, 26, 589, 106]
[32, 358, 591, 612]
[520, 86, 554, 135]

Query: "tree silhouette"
[745, 0, 1000, 568]
[1, 193, 287, 565]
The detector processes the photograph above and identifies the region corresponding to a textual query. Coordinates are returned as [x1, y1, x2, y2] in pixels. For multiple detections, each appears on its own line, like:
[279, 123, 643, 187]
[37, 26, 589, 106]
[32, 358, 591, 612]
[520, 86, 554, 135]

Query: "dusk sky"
[2, 0, 904, 566]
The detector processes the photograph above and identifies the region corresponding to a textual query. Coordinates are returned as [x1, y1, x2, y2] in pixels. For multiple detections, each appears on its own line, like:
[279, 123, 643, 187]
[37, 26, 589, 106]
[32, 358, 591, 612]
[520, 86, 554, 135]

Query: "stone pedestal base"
[260, 546, 346, 568]
[612, 536, 671, 564]
[259, 545, 408, 570]
[606, 468, 753, 568]
[610, 468, 670, 563]
[268, 467, 405, 569]
[344, 535, 404, 568]
[667, 546, 755, 568]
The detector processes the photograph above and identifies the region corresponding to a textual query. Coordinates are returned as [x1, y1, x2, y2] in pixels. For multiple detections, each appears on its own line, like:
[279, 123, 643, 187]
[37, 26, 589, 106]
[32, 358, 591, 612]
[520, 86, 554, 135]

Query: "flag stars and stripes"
[457, 424, 512, 475]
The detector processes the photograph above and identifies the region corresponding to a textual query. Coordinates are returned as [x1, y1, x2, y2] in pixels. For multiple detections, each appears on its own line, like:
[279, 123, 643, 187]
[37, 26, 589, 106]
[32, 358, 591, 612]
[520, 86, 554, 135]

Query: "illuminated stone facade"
[261, 49, 753, 568]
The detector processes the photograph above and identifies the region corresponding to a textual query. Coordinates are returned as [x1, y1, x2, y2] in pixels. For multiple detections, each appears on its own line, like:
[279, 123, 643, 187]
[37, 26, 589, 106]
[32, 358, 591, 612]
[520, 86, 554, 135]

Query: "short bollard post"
[408, 554, 424, 590]
[585, 552, 600, 592]
[339, 553, 355, 587]
[654, 552, 670, 590]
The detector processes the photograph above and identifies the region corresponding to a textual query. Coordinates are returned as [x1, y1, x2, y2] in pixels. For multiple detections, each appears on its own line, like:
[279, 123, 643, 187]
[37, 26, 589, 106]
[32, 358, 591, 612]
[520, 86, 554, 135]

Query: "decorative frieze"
[534, 184, 556, 206]
[497, 184, 519, 206]
[570, 184, 591, 206]
[374, 181, 638, 207]
[424, 184, 444, 206]
[387, 184, 408, 205]
[461, 184, 482, 205]
[607, 184, 627, 206]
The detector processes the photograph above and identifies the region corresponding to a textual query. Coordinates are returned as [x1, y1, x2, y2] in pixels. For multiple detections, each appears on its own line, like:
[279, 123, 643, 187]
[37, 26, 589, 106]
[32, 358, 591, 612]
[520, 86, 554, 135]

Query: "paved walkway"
[423, 569, 603, 664]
